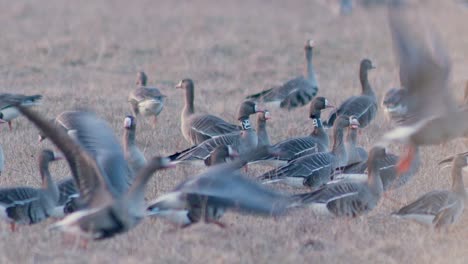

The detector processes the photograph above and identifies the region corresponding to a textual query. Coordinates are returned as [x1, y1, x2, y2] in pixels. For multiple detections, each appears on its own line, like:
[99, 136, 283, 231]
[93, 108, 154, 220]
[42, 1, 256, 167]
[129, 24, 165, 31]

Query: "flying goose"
[147, 147, 291, 227]
[5, 101, 174, 239]
[258, 115, 358, 189]
[326, 59, 377, 128]
[177, 78, 240, 145]
[245, 40, 318, 110]
[250, 97, 333, 166]
[169, 101, 264, 165]
[392, 153, 467, 228]
[128, 71, 166, 126]
[334, 146, 420, 191]
[290, 146, 386, 218]
[0, 93, 42, 131]
[123, 115, 147, 174]
[0, 149, 62, 231]
[380, 7, 468, 173]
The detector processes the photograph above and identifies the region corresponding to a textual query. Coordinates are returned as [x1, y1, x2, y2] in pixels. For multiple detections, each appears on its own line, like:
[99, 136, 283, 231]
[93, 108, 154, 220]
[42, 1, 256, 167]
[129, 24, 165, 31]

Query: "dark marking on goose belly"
[96, 209, 126, 240]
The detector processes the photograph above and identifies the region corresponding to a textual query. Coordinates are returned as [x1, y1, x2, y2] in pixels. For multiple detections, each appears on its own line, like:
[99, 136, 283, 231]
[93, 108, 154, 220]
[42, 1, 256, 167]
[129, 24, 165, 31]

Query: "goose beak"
[38, 135, 45, 143]
[175, 80, 183, 89]
[264, 111, 271, 120]
[324, 99, 335, 109]
[350, 117, 360, 129]
[370, 64, 377, 69]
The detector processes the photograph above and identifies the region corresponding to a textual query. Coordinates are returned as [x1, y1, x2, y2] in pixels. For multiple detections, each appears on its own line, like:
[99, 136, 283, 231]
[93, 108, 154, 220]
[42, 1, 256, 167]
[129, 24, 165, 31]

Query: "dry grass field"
[0, 0, 467, 263]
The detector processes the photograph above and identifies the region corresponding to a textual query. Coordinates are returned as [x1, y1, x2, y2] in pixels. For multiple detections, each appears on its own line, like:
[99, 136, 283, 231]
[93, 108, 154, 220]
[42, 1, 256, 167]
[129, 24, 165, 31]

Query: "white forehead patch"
[124, 117, 132, 128]
[264, 111, 271, 119]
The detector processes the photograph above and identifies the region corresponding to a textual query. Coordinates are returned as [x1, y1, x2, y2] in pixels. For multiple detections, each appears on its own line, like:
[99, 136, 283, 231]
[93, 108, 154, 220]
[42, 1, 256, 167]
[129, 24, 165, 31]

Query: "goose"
[147, 147, 291, 227]
[258, 115, 358, 189]
[250, 97, 333, 166]
[38, 111, 82, 143]
[0, 149, 62, 231]
[326, 59, 377, 128]
[169, 101, 264, 165]
[290, 146, 386, 218]
[123, 115, 147, 174]
[344, 119, 368, 167]
[392, 153, 467, 228]
[0, 145, 4, 175]
[380, 7, 468, 173]
[334, 146, 420, 191]
[245, 40, 318, 110]
[204, 145, 239, 167]
[177, 78, 240, 145]
[256, 111, 271, 147]
[5, 101, 175, 240]
[128, 71, 166, 126]
[0, 93, 42, 131]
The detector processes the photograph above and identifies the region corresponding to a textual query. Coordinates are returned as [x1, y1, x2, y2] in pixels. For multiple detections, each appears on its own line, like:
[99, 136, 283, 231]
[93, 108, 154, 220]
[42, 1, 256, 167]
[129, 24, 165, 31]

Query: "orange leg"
[151, 116, 158, 128]
[10, 222, 16, 232]
[8, 121, 12, 131]
[397, 145, 415, 174]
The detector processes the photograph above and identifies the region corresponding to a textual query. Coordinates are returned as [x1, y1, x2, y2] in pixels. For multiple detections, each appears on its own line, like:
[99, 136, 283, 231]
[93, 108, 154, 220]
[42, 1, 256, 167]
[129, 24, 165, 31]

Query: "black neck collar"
[240, 119, 251, 130]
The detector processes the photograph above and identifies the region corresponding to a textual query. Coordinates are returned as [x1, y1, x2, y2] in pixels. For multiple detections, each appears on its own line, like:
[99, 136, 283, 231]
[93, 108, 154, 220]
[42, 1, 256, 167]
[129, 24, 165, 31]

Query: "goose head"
[439, 152, 468, 168]
[360, 58, 376, 72]
[334, 115, 359, 130]
[309, 97, 333, 118]
[136, 71, 148, 86]
[257, 110, 271, 122]
[349, 116, 360, 129]
[237, 101, 264, 121]
[175, 78, 194, 90]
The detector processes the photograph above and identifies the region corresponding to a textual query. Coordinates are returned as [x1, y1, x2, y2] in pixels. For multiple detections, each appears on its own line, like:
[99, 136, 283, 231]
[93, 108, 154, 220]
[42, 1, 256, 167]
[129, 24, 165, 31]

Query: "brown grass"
[0, 0, 467, 263]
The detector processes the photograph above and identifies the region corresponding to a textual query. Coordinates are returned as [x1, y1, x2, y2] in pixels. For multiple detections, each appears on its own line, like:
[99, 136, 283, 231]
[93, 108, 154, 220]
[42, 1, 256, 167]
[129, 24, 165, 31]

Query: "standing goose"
[380, 7, 468, 173]
[392, 153, 467, 228]
[123, 115, 147, 174]
[0, 150, 62, 231]
[251, 97, 333, 166]
[258, 115, 358, 189]
[177, 78, 240, 145]
[245, 40, 318, 110]
[290, 146, 386, 217]
[334, 147, 420, 191]
[326, 59, 378, 128]
[0, 93, 42, 131]
[148, 147, 291, 227]
[169, 101, 264, 165]
[5, 101, 174, 240]
[256, 111, 271, 147]
[128, 71, 166, 126]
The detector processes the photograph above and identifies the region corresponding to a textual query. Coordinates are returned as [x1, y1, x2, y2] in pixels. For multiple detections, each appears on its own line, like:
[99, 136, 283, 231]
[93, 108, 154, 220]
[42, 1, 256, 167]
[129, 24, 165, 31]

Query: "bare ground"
[0, 0, 467, 263]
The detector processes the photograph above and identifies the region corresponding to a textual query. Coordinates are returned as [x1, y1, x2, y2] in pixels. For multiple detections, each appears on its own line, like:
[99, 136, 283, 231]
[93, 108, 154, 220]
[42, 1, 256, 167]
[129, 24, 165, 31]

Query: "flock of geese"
[0, 6, 467, 244]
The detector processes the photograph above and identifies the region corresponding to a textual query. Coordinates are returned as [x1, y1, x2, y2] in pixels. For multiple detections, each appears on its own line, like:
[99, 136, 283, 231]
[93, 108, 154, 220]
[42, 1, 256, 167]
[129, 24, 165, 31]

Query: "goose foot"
[397, 145, 415, 174]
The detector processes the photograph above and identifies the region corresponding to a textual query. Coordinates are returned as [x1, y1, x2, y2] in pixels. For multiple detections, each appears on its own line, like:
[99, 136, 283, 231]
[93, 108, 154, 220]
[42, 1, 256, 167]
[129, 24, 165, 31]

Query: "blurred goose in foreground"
[128, 72, 166, 126]
[392, 153, 467, 228]
[6, 102, 174, 239]
[290, 146, 386, 218]
[380, 8, 468, 173]
[148, 147, 291, 227]
[245, 40, 318, 110]
[123, 115, 147, 174]
[251, 97, 333, 167]
[38, 111, 78, 143]
[57, 178, 79, 214]
[0, 150, 62, 231]
[177, 78, 240, 145]
[258, 115, 358, 189]
[0, 93, 42, 131]
[326, 59, 377, 128]
[334, 146, 420, 191]
[169, 101, 264, 165]
[382, 87, 408, 123]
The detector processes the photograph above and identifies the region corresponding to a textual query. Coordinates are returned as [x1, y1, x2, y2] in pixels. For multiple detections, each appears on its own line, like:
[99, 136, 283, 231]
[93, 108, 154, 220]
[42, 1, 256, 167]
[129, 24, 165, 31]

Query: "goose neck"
[183, 85, 195, 116]
[359, 67, 373, 95]
[304, 47, 314, 80]
[367, 161, 384, 198]
[256, 119, 270, 146]
[40, 160, 59, 202]
[452, 165, 467, 198]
